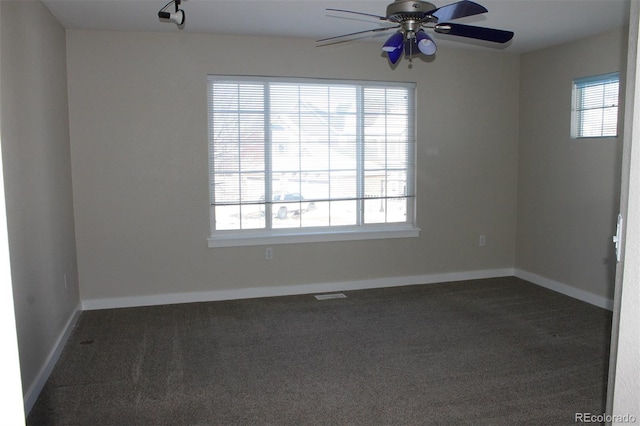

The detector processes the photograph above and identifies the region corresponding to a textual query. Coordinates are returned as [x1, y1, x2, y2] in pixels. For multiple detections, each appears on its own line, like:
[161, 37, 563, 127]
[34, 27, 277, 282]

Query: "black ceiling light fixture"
[158, 0, 185, 27]
[317, 0, 514, 64]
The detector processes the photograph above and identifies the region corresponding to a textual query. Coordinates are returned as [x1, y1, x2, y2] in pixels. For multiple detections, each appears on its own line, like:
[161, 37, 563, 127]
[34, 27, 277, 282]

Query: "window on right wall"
[571, 72, 620, 138]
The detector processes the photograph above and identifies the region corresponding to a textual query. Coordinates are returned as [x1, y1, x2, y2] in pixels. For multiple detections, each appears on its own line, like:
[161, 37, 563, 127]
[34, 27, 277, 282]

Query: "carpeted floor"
[27, 277, 612, 425]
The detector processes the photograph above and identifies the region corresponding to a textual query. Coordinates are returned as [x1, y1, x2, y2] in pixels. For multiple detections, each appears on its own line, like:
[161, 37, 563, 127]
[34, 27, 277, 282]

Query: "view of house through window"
[572, 72, 620, 138]
[207, 76, 416, 244]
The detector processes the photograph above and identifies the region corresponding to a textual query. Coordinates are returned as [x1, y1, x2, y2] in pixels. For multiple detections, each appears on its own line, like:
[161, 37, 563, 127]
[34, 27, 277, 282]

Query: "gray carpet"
[27, 277, 612, 425]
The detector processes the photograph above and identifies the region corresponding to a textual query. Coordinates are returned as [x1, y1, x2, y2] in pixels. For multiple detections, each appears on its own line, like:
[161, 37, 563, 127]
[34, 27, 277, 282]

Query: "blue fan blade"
[434, 23, 514, 43]
[430, 1, 488, 22]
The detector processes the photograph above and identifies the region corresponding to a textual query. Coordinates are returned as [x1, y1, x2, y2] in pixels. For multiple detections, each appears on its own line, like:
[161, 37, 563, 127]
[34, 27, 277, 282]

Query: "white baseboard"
[514, 269, 614, 311]
[81, 268, 516, 310]
[81, 269, 613, 312]
[23, 304, 82, 415]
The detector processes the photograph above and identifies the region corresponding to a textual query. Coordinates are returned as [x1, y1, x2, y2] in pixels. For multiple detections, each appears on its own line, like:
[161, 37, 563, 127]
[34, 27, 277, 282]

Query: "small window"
[571, 72, 620, 138]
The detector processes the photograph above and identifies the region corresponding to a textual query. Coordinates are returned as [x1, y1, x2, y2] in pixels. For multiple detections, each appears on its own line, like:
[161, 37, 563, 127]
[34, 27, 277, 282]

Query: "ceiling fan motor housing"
[386, 0, 437, 34]
[386, 0, 437, 19]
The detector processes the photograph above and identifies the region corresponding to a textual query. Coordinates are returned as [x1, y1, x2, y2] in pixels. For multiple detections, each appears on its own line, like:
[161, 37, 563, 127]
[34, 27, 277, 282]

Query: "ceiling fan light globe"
[387, 44, 404, 64]
[382, 31, 405, 53]
[416, 30, 437, 55]
[418, 39, 436, 55]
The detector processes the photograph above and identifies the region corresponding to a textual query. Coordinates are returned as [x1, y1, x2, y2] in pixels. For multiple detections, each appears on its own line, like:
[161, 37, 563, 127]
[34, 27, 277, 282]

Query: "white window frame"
[571, 72, 620, 139]
[207, 76, 420, 248]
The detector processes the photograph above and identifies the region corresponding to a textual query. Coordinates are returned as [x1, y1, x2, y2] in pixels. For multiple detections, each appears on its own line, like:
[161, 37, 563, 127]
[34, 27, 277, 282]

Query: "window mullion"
[327, 88, 332, 226]
[384, 89, 389, 223]
[599, 83, 605, 136]
[297, 86, 303, 210]
[264, 83, 273, 230]
[408, 87, 416, 225]
[356, 86, 365, 226]
[237, 100, 243, 229]
[577, 86, 585, 137]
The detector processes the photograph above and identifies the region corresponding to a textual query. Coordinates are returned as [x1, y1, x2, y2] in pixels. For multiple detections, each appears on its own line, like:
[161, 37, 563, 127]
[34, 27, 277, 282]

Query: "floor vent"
[314, 293, 347, 300]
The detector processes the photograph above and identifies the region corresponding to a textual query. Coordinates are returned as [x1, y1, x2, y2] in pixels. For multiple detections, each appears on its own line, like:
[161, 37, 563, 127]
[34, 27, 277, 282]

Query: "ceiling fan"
[317, 0, 514, 64]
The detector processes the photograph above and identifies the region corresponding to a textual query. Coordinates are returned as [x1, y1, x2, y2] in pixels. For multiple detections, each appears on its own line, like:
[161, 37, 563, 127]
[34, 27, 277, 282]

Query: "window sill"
[208, 225, 420, 248]
[571, 135, 619, 140]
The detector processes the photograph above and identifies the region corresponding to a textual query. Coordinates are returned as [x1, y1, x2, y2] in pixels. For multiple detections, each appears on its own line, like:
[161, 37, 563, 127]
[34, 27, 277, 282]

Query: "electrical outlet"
[265, 247, 273, 260]
[479, 235, 486, 247]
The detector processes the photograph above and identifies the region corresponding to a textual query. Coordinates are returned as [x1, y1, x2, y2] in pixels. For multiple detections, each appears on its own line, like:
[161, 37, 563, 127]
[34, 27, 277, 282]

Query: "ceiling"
[42, 0, 631, 55]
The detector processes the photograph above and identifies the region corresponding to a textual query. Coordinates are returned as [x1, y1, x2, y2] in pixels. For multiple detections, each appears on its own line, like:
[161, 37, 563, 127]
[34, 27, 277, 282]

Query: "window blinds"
[573, 72, 619, 138]
[207, 76, 416, 232]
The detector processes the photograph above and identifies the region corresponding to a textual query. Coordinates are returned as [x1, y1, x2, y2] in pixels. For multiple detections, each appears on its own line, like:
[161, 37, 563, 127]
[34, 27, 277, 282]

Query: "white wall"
[65, 30, 520, 305]
[0, 0, 80, 411]
[0, 1, 28, 423]
[516, 28, 628, 302]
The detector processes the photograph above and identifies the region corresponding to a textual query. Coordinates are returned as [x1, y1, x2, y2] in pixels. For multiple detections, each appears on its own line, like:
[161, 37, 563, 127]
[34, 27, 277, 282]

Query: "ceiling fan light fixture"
[382, 31, 405, 52]
[387, 44, 404, 64]
[416, 30, 437, 55]
[319, 0, 514, 65]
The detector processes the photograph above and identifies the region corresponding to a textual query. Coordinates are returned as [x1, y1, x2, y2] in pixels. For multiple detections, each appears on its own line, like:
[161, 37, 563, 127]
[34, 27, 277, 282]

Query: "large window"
[571, 72, 620, 138]
[207, 76, 418, 247]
